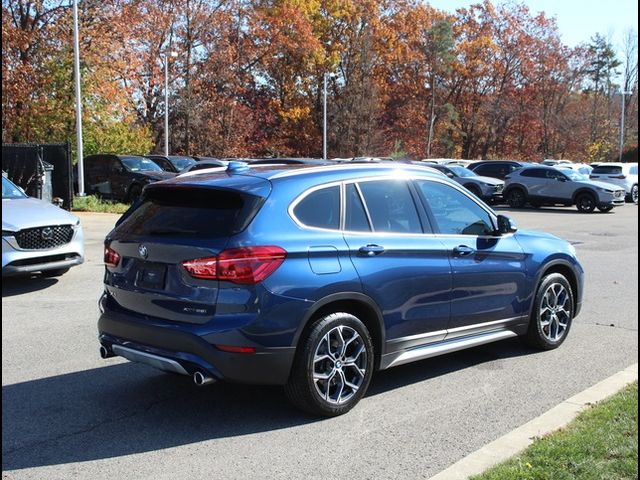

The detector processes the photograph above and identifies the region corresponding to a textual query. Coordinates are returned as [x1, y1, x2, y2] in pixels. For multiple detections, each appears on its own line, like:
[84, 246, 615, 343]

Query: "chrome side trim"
[385, 330, 518, 369]
[445, 316, 523, 340]
[112, 345, 189, 376]
[387, 329, 448, 344]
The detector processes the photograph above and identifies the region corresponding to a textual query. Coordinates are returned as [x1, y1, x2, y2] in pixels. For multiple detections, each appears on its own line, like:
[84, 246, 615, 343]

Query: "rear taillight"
[104, 246, 121, 267]
[182, 246, 286, 284]
[589, 175, 597, 178]
[611, 175, 626, 179]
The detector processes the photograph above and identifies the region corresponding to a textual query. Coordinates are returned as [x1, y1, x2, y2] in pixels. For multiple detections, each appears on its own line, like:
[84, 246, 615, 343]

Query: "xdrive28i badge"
[138, 244, 148, 259]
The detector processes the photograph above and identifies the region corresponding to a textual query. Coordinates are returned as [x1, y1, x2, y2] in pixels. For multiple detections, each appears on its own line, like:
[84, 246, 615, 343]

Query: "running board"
[384, 330, 518, 369]
[112, 344, 189, 376]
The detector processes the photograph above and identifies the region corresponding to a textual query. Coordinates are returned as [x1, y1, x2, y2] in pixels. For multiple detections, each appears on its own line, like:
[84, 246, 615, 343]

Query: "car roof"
[169, 162, 446, 188]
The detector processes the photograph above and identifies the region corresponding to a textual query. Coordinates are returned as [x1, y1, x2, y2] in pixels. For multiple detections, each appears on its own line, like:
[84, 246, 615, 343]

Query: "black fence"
[2, 143, 73, 210]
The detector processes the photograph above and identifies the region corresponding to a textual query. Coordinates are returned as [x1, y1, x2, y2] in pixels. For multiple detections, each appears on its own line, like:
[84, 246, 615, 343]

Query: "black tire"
[284, 312, 374, 417]
[127, 184, 143, 204]
[597, 205, 613, 213]
[506, 188, 526, 208]
[575, 192, 596, 213]
[41, 268, 70, 278]
[629, 184, 638, 204]
[525, 273, 574, 350]
[465, 184, 481, 198]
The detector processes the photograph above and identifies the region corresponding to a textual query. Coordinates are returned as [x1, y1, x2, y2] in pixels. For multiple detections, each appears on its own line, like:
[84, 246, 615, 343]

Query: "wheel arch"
[571, 187, 596, 203]
[293, 292, 385, 369]
[534, 260, 580, 317]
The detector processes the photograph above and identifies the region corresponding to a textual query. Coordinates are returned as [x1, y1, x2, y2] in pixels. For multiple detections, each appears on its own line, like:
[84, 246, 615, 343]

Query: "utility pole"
[619, 91, 632, 162]
[323, 73, 328, 160]
[163, 50, 178, 156]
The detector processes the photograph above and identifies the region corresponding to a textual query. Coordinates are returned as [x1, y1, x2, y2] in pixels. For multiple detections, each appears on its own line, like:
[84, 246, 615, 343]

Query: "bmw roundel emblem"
[138, 244, 148, 259]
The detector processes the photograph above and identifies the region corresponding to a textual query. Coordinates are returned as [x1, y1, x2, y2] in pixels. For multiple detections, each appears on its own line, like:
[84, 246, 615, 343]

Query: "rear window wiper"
[147, 228, 198, 235]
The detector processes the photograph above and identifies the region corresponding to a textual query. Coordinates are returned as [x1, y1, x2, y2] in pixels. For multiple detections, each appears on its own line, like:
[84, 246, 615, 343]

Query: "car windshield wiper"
[147, 228, 198, 235]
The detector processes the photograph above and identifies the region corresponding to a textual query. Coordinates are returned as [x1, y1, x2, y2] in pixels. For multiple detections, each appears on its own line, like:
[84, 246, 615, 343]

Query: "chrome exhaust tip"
[99, 345, 114, 359]
[193, 370, 214, 386]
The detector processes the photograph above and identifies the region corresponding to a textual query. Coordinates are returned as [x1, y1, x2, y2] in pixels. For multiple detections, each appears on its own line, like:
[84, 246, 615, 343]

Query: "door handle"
[453, 245, 475, 257]
[358, 244, 385, 256]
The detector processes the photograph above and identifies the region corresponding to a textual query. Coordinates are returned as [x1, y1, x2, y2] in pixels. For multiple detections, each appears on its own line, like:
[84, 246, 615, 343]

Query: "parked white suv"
[504, 165, 626, 213]
[589, 163, 638, 204]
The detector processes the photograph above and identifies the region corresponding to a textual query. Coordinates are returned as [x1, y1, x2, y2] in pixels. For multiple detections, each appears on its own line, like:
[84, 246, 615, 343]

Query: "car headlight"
[595, 187, 614, 193]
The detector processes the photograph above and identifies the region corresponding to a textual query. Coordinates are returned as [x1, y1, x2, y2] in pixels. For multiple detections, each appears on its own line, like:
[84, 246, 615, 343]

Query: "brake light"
[104, 246, 121, 267]
[610, 175, 626, 179]
[215, 344, 256, 354]
[182, 246, 286, 284]
[589, 175, 597, 178]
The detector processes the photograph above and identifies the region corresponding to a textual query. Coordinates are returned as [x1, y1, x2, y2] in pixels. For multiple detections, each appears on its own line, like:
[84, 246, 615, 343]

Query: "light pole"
[619, 90, 632, 162]
[163, 51, 178, 156]
[322, 72, 336, 161]
[72, 0, 85, 196]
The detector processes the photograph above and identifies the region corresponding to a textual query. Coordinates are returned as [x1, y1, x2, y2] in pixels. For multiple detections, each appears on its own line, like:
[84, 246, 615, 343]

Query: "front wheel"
[525, 273, 574, 350]
[507, 189, 526, 208]
[285, 312, 374, 417]
[575, 193, 596, 213]
[630, 184, 638, 204]
[597, 205, 613, 213]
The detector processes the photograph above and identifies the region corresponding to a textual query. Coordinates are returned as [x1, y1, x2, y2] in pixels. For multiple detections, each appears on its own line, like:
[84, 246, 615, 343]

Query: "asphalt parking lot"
[2, 205, 638, 480]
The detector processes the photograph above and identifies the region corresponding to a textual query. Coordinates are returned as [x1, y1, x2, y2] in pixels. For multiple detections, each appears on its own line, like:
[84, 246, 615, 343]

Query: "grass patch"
[72, 195, 130, 214]
[472, 381, 638, 480]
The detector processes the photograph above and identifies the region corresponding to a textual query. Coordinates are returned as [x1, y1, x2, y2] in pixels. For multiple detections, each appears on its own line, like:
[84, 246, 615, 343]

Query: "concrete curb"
[429, 363, 638, 480]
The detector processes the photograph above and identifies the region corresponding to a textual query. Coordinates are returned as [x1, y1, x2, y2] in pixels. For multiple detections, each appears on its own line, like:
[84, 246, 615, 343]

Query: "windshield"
[170, 157, 196, 171]
[121, 157, 164, 172]
[2, 176, 27, 199]
[449, 166, 477, 177]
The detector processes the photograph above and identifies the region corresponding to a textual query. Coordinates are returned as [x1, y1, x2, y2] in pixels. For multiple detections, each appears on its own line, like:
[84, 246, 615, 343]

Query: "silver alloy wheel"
[632, 185, 638, 204]
[538, 283, 571, 342]
[313, 325, 367, 405]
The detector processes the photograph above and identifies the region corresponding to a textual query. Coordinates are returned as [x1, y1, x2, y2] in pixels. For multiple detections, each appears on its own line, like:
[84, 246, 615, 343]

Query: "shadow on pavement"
[2, 338, 535, 471]
[2, 276, 59, 297]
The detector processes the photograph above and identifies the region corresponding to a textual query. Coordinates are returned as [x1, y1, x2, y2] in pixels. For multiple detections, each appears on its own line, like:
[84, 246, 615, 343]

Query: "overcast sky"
[426, 0, 638, 52]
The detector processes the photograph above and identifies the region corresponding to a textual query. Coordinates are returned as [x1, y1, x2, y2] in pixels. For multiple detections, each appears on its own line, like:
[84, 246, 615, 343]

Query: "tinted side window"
[294, 185, 340, 230]
[345, 184, 371, 232]
[630, 166, 638, 175]
[416, 180, 494, 236]
[475, 165, 499, 177]
[358, 180, 422, 233]
[520, 169, 546, 178]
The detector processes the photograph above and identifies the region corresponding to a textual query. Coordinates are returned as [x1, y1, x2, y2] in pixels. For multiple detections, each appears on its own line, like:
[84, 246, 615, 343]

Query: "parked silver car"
[503, 165, 625, 213]
[2, 175, 84, 277]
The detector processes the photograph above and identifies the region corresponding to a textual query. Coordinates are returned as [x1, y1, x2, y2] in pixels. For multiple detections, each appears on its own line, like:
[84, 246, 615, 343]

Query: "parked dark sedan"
[83, 154, 176, 203]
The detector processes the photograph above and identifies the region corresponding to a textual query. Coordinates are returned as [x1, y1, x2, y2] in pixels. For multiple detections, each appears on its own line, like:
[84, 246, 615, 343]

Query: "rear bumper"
[98, 309, 295, 385]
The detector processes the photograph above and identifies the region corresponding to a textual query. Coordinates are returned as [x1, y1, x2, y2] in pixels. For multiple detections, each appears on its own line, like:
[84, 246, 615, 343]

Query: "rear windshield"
[115, 188, 264, 238]
[592, 166, 622, 174]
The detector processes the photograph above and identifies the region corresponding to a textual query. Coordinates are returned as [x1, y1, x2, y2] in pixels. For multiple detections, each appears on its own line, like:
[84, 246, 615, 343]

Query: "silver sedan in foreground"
[2, 175, 84, 277]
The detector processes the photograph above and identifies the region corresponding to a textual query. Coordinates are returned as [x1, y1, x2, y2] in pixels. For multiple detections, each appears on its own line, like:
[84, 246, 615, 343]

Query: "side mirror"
[496, 215, 517, 235]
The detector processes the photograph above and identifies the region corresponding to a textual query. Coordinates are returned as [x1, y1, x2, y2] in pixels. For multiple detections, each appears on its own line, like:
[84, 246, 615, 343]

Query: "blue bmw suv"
[98, 162, 584, 416]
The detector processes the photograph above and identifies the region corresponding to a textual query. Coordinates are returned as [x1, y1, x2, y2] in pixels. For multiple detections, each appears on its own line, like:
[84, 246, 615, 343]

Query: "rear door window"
[357, 180, 422, 233]
[345, 183, 371, 232]
[116, 188, 263, 238]
[293, 185, 341, 230]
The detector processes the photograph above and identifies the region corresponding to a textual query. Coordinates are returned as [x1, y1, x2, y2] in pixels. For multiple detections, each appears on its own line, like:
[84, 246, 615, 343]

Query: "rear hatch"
[590, 165, 624, 184]
[104, 177, 270, 324]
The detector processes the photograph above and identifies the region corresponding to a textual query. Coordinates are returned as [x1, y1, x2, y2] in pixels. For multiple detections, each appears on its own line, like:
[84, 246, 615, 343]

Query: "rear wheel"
[285, 312, 374, 417]
[576, 193, 596, 213]
[630, 184, 638, 204]
[525, 273, 574, 350]
[507, 188, 526, 208]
